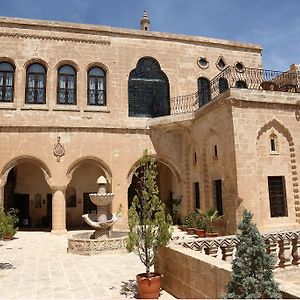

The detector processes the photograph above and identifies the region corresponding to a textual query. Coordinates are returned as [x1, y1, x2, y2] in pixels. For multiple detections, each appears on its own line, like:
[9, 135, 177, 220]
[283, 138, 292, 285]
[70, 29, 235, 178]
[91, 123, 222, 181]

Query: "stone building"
[0, 13, 299, 234]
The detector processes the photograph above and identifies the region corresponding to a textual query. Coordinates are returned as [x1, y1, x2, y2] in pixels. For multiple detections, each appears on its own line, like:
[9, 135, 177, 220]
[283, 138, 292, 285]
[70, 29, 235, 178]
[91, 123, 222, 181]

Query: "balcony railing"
[169, 66, 300, 115]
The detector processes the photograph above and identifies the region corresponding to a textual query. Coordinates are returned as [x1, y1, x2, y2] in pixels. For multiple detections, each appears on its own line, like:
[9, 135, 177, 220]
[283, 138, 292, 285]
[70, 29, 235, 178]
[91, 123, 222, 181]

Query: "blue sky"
[0, 0, 299, 71]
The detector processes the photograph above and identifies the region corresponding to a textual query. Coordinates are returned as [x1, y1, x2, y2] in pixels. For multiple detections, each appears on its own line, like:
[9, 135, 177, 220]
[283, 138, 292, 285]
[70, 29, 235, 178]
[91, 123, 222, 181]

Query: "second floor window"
[0, 62, 14, 102]
[88, 67, 106, 106]
[26, 63, 46, 104]
[57, 65, 76, 105]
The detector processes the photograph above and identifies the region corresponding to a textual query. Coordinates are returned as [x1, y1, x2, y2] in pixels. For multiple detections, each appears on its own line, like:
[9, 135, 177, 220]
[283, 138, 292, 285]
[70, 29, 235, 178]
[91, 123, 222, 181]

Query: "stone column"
[51, 186, 67, 235]
[0, 183, 5, 207]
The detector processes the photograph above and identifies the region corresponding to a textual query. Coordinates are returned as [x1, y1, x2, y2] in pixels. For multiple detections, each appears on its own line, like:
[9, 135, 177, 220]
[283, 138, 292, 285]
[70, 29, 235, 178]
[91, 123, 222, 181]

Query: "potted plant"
[200, 208, 222, 237]
[126, 150, 172, 299]
[0, 207, 19, 240]
[194, 210, 207, 238]
[184, 211, 197, 235]
[166, 195, 182, 225]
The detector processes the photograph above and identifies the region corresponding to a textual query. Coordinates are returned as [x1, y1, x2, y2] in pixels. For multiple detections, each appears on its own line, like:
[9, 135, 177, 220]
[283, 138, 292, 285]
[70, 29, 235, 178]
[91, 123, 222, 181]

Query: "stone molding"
[0, 31, 110, 45]
[0, 125, 149, 135]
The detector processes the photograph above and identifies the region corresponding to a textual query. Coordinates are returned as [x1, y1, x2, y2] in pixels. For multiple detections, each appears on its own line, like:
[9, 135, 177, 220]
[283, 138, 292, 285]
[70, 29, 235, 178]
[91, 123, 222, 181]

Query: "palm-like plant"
[200, 208, 222, 233]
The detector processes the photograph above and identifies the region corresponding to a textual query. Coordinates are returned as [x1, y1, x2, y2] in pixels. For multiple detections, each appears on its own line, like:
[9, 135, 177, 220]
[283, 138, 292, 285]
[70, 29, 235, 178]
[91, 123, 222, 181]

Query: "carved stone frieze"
[53, 136, 65, 162]
[0, 32, 110, 45]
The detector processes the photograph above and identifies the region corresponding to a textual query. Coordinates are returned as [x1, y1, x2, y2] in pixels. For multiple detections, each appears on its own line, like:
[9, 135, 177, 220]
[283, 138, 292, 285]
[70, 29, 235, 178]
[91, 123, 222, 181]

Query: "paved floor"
[0, 231, 175, 300]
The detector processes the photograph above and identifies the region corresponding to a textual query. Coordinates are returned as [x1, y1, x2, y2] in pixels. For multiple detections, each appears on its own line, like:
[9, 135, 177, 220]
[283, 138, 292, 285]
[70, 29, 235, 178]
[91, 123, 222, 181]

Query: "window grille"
[87, 67, 106, 106]
[26, 63, 46, 104]
[0, 62, 14, 102]
[268, 176, 288, 217]
[57, 65, 76, 105]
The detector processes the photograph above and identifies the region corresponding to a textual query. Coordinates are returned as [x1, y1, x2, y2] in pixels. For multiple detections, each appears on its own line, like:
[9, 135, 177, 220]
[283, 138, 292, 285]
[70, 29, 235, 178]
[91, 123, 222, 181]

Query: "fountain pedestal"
[82, 176, 118, 239]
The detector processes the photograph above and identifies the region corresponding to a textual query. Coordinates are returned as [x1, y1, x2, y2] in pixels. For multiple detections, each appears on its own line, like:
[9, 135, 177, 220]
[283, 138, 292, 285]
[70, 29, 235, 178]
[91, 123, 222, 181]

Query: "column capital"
[50, 185, 67, 193]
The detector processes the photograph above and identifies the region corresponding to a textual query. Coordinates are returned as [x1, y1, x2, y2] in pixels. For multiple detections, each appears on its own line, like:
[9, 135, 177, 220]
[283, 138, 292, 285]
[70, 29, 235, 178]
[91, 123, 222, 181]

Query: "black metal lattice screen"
[128, 57, 170, 118]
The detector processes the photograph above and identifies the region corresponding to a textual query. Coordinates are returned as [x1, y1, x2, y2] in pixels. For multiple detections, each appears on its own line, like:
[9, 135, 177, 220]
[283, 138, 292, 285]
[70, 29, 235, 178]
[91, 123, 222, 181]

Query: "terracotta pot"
[3, 234, 14, 240]
[195, 229, 206, 238]
[206, 232, 218, 237]
[136, 272, 161, 299]
[187, 228, 195, 235]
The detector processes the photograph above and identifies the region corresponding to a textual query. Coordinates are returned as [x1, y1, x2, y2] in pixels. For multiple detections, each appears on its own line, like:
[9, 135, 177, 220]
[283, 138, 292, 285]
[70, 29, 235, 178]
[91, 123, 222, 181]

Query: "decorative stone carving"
[174, 230, 300, 268]
[53, 136, 65, 162]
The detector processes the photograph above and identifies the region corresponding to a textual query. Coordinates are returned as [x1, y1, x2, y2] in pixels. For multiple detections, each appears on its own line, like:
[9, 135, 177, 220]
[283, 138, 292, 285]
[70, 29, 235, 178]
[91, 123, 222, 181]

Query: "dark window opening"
[128, 57, 170, 118]
[198, 57, 208, 68]
[235, 62, 245, 72]
[219, 77, 229, 94]
[235, 80, 248, 89]
[57, 65, 76, 105]
[214, 179, 223, 215]
[197, 77, 211, 105]
[194, 182, 200, 209]
[193, 152, 197, 164]
[214, 145, 218, 157]
[26, 63, 46, 104]
[0, 62, 14, 102]
[270, 138, 276, 152]
[88, 66, 106, 106]
[268, 176, 288, 217]
[218, 58, 226, 69]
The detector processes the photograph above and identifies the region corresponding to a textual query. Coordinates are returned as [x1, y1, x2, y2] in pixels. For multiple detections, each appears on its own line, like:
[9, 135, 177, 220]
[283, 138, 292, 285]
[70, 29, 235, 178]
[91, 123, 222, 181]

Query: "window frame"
[0, 61, 15, 103]
[268, 176, 288, 217]
[57, 65, 77, 105]
[87, 66, 106, 106]
[25, 63, 47, 104]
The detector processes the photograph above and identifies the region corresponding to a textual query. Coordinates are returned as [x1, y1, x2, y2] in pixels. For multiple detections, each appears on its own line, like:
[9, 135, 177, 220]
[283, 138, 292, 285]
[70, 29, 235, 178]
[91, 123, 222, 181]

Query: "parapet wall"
[155, 244, 231, 299]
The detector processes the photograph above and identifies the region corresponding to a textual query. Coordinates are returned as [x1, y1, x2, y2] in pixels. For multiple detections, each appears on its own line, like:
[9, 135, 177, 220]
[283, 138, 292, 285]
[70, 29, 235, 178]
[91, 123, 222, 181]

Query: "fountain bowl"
[89, 193, 114, 206]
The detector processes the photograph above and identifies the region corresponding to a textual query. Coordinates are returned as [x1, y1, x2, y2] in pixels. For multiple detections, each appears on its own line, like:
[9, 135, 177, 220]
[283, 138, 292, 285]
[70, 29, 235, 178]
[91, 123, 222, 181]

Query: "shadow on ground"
[120, 279, 139, 298]
[0, 262, 15, 269]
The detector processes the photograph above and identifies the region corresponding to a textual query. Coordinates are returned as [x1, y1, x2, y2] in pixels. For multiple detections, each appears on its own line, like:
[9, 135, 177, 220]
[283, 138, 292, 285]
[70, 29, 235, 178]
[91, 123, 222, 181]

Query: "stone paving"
[0, 231, 175, 300]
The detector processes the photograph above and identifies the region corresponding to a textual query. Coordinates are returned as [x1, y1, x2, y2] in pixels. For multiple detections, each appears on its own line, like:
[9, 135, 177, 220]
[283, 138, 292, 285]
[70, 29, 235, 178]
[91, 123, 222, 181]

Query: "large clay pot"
[136, 272, 161, 299]
[195, 229, 206, 238]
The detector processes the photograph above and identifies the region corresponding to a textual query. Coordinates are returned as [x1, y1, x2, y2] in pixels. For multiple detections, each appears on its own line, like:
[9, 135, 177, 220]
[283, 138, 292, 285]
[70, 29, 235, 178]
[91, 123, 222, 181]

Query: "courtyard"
[0, 231, 174, 299]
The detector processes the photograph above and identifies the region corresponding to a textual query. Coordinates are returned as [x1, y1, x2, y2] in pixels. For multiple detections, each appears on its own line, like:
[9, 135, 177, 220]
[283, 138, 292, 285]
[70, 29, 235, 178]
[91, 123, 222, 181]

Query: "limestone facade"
[0, 16, 298, 234]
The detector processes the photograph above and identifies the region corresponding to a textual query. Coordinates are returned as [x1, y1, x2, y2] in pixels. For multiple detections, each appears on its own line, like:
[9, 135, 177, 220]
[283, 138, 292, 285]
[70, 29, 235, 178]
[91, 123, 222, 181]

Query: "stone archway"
[66, 157, 112, 229]
[1, 156, 52, 229]
[127, 157, 182, 217]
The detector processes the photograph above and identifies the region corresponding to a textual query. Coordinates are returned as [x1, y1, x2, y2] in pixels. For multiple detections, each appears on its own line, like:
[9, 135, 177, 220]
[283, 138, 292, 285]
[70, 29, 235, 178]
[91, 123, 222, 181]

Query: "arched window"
[235, 80, 247, 89]
[26, 63, 46, 104]
[197, 77, 211, 105]
[57, 65, 76, 105]
[87, 66, 106, 106]
[0, 62, 14, 102]
[128, 57, 170, 118]
[219, 77, 229, 94]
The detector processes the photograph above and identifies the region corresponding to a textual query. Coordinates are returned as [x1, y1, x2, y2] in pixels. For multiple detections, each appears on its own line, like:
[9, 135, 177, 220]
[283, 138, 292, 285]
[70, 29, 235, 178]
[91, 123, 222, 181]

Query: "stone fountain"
[82, 175, 118, 239]
[67, 175, 127, 255]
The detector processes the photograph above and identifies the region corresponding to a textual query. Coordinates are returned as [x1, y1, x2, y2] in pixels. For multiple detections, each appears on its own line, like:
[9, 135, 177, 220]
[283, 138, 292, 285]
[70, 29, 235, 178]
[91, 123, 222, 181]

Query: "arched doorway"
[127, 160, 181, 218]
[66, 158, 111, 229]
[3, 160, 51, 229]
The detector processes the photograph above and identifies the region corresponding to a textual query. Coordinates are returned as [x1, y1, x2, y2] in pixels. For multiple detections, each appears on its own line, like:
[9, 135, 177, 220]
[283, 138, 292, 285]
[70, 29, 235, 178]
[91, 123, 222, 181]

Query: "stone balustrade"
[172, 230, 300, 268]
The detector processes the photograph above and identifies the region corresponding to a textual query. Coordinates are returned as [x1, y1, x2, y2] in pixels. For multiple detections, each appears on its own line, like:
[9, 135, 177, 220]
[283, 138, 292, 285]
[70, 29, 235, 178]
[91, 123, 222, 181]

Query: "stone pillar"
[221, 245, 235, 263]
[292, 238, 300, 266]
[266, 240, 279, 268]
[278, 240, 292, 268]
[0, 183, 4, 207]
[204, 246, 219, 258]
[51, 187, 67, 235]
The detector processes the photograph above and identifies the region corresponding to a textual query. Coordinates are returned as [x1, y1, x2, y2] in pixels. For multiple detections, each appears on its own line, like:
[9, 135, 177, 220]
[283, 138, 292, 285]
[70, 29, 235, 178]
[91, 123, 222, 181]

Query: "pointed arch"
[257, 119, 293, 142]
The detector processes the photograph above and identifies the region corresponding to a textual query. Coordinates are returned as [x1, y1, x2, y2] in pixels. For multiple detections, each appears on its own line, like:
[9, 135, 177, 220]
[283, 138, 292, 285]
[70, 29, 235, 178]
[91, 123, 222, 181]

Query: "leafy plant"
[224, 210, 281, 299]
[195, 210, 207, 231]
[166, 195, 182, 224]
[0, 207, 19, 239]
[200, 208, 222, 233]
[126, 150, 172, 275]
[184, 211, 197, 228]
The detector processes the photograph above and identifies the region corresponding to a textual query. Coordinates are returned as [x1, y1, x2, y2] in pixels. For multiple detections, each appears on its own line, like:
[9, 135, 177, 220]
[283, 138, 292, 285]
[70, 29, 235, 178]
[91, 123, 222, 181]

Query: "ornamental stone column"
[51, 186, 67, 235]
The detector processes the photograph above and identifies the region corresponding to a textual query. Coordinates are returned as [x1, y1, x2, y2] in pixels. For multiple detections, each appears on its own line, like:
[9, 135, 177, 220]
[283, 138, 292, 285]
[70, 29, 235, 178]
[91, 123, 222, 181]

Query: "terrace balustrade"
[172, 229, 300, 268]
[169, 67, 300, 115]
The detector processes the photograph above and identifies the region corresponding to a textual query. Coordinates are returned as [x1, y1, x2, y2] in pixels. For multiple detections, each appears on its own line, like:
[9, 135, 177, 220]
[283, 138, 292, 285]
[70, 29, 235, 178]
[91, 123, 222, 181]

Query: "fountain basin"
[89, 193, 114, 206]
[67, 231, 128, 255]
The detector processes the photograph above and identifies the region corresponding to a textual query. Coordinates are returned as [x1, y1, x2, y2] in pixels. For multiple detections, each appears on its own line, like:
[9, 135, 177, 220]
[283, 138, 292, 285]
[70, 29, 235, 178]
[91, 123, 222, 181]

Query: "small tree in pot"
[126, 150, 172, 299]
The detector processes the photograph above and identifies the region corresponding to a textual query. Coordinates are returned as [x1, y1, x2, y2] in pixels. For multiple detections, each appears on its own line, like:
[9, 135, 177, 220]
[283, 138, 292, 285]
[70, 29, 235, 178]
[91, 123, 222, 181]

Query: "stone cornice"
[0, 31, 110, 45]
[0, 125, 149, 135]
[0, 16, 262, 52]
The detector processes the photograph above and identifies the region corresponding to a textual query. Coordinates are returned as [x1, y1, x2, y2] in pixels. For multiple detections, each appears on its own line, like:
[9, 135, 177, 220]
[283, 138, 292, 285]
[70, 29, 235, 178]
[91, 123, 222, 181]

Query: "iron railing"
[169, 66, 300, 115]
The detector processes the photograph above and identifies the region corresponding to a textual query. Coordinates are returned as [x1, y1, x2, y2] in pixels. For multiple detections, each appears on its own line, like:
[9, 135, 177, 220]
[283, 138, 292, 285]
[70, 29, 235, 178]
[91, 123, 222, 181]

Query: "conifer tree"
[225, 210, 281, 299]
